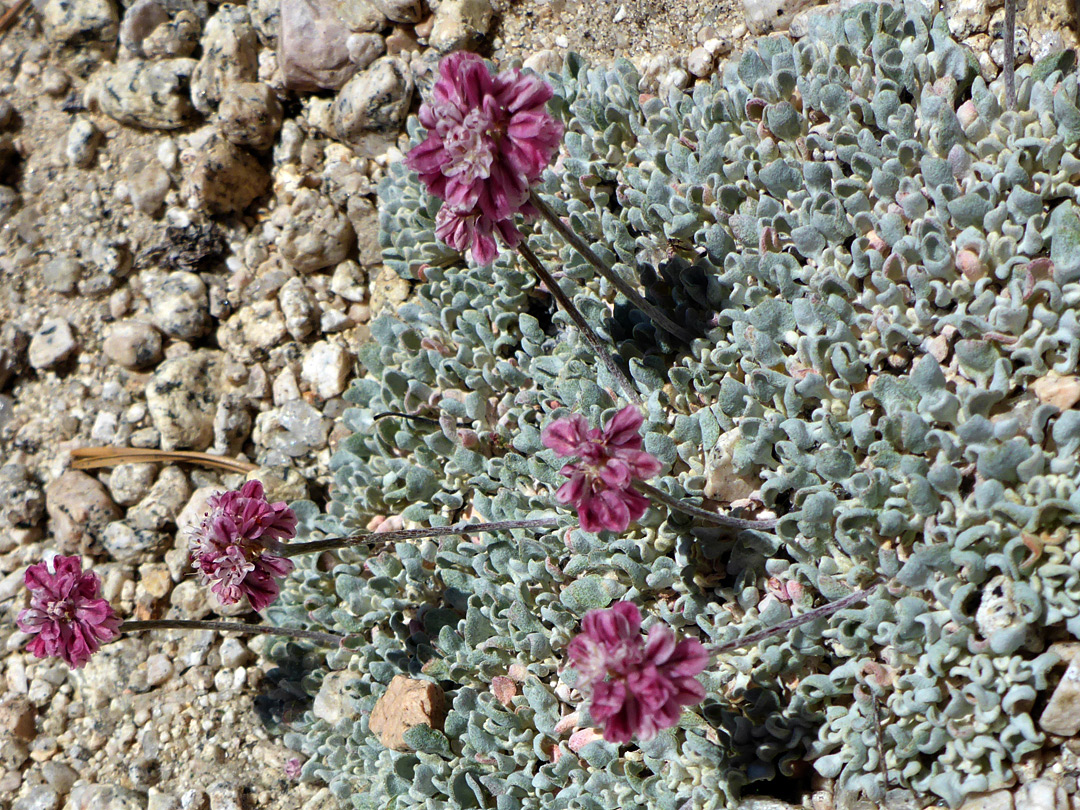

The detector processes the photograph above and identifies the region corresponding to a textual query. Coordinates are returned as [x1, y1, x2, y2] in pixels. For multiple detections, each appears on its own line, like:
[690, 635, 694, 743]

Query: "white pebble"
[90, 411, 119, 442]
[65, 118, 100, 168]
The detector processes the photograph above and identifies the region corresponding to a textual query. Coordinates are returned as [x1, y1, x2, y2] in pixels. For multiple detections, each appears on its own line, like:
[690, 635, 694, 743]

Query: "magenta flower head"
[542, 405, 662, 533]
[567, 602, 708, 743]
[17, 555, 121, 668]
[404, 51, 563, 265]
[188, 480, 297, 612]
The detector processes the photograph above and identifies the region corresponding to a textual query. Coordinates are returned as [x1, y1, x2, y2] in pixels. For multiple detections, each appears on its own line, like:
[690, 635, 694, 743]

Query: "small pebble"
[279, 0, 371, 91]
[145, 350, 223, 450]
[108, 462, 158, 507]
[44, 470, 122, 553]
[28, 317, 77, 370]
[320, 308, 349, 333]
[278, 188, 355, 274]
[272, 367, 301, 405]
[301, 340, 352, 399]
[65, 783, 147, 810]
[180, 126, 269, 214]
[103, 321, 163, 369]
[143, 10, 200, 59]
[41, 67, 69, 96]
[109, 288, 133, 319]
[65, 118, 100, 168]
[252, 399, 329, 458]
[145, 654, 174, 688]
[43, 256, 84, 295]
[129, 162, 172, 216]
[189, 4, 259, 115]
[120, 0, 170, 56]
[428, 0, 492, 52]
[278, 276, 317, 340]
[12, 788, 58, 810]
[39, 0, 118, 47]
[329, 260, 366, 302]
[687, 46, 716, 78]
[90, 411, 119, 442]
[218, 82, 283, 151]
[0, 464, 45, 528]
[147, 789, 182, 810]
[152, 271, 211, 340]
[88, 59, 198, 130]
[102, 520, 169, 561]
[332, 57, 414, 151]
[41, 760, 78, 794]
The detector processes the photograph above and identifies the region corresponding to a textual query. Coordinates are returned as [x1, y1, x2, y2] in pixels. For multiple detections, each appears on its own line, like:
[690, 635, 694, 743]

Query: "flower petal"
[603, 406, 645, 450]
[542, 415, 589, 455]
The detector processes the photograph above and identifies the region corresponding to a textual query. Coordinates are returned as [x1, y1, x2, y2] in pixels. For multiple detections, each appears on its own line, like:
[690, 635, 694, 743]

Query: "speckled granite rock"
[39, 0, 119, 50]
[88, 59, 198, 130]
[103, 321, 163, 369]
[190, 4, 259, 115]
[151, 271, 211, 340]
[180, 127, 269, 214]
[218, 82, 283, 151]
[28, 317, 77, 370]
[145, 349, 223, 450]
[428, 0, 491, 52]
[0, 464, 45, 528]
[332, 56, 412, 152]
[119, 0, 169, 56]
[44, 470, 123, 554]
[278, 188, 355, 273]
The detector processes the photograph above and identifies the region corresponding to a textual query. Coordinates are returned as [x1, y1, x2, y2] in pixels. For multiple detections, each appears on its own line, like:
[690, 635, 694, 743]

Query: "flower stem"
[633, 481, 777, 531]
[1004, 0, 1017, 110]
[530, 191, 698, 345]
[516, 241, 643, 408]
[712, 586, 876, 656]
[119, 619, 345, 647]
[279, 517, 560, 557]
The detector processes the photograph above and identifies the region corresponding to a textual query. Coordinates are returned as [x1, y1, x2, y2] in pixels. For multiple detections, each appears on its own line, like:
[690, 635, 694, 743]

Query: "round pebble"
[151, 271, 211, 340]
[103, 320, 164, 369]
[28, 318, 77, 370]
[65, 118, 101, 168]
[0, 464, 45, 528]
[145, 654, 174, 688]
[42, 256, 83, 294]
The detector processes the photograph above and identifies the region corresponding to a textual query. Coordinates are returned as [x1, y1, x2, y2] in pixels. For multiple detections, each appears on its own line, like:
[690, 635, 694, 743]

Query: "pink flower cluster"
[542, 406, 661, 533]
[188, 480, 297, 612]
[405, 52, 563, 265]
[17, 556, 121, 668]
[568, 602, 708, 743]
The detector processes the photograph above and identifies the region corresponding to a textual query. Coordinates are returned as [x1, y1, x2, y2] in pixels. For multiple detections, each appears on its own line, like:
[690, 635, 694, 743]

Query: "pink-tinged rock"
[119, 0, 170, 56]
[280, 0, 385, 91]
[45, 471, 123, 554]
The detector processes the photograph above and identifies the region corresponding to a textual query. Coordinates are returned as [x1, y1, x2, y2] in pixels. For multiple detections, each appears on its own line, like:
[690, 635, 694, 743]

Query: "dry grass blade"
[70, 447, 258, 474]
[0, 0, 31, 37]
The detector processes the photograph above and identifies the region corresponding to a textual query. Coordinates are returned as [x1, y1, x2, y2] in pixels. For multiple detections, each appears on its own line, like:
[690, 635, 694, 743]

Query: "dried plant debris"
[270, 3, 1080, 808]
[142, 221, 228, 272]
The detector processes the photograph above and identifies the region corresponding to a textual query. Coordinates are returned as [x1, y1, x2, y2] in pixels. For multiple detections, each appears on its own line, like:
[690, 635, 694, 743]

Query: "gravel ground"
[0, 1, 1076, 809]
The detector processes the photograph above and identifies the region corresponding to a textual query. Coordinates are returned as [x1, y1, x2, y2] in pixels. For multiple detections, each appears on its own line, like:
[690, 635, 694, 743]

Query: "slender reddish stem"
[712, 586, 876, 656]
[634, 481, 777, 531]
[516, 241, 643, 407]
[530, 191, 697, 345]
[279, 517, 560, 557]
